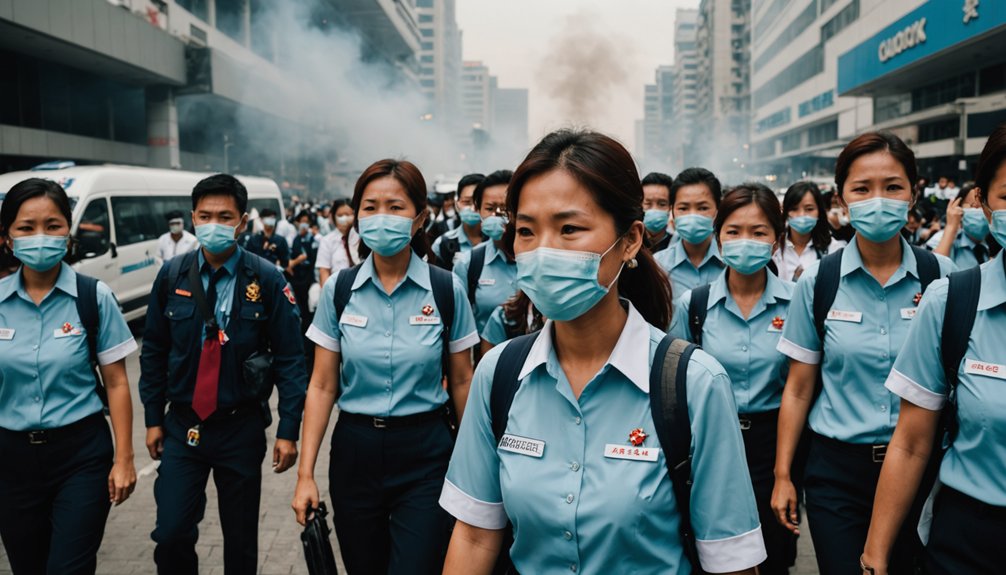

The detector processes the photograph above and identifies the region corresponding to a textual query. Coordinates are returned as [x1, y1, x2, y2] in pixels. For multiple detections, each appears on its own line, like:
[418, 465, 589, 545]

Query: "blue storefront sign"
[837, 0, 1006, 95]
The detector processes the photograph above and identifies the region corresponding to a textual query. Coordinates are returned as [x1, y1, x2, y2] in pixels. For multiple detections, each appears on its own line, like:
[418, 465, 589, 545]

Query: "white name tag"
[0, 328, 14, 340]
[604, 443, 659, 462]
[410, 315, 441, 325]
[340, 314, 368, 328]
[900, 308, 918, 320]
[478, 278, 496, 286]
[827, 310, 862, 323]
[964, 359, 1006, 380]
[767, 325, 782, 333]
[53, 328, 83, 339]
[498, 434, 545, 458]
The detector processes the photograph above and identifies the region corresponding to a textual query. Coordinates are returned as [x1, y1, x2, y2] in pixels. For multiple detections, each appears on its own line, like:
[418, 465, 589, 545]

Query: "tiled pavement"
[1, 350, 819, 574]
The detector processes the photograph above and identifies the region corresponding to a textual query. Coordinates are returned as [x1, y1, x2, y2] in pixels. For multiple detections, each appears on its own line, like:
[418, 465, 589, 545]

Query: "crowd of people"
[1, 122, 1005, 575]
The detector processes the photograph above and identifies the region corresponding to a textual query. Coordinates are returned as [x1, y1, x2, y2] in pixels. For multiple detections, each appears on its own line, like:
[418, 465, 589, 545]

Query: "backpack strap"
[940, 266, 982, 445]
[687, 284, 711, 347]
[812, 248, 844, 345]
[429, 264, 457, 372]
[490, 332, 541, 443]
[467, 243, 488, 307]
[439, 237, 461, 270]
[911, 245, 940, 294]
[75, 273, 107, 406]
[649, 336, 700, 571]
[332, 264, 363, 321]
[159, 251, 197, 307]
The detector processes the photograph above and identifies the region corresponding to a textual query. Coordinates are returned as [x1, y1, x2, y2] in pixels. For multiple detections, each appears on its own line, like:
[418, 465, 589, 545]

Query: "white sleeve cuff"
[449, 330, 480, 353]
[886, 369, 946, 411]
[696, 526, 768, 573]
[776, 337, 822, 365]
[439, 478, 507, 529]
[97, 338, 138, 366]
[306, 324, 340, 352]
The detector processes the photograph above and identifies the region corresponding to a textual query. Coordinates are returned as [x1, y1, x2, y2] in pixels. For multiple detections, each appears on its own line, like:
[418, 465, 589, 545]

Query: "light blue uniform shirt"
[886, 253, 1006, 506]
[777, 237, 955, 444]
[481, 305, 510, 346]
[431, 225, 476, 265]
[654, 240, 725, 300]
[441, 304, 767, 574]
[926, 229, 989, 270]
[306, 253, 479, 417]
[669, 271, 794, 414]
[0, 263, 137, 431]
[453, 242, 517, 334]
[197, 248, 240, 342]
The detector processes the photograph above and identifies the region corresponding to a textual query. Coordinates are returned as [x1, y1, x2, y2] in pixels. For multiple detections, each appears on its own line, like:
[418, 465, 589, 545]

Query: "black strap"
[649, 336, 701, 572]
[911, 245, 940, 294]
[468, 243, 488, 307]
[490, 332, 541, 443]
[940, 265, 982, 446]
[332, 264, 363, 320]
[429, 264, 456, 376]
[973, 243, 988, 265]
[74, 273, 107, 406]
[438, 237, 461, 271]
[187, 255, 221, 336]
[160, 250, 197, 308]
[812, 248, 844, 346]
[687, 284, 710, 347]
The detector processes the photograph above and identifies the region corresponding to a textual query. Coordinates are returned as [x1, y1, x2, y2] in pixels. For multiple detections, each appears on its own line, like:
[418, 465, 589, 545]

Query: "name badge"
[964, 358, 1006, 380]
[478, 278, 496, 286]
[498, 434, 545, 458]
[767, 325, 782, 333]
[604, 444, 659, 462]
[0, 328, 14, 340]
[340, 314, 368, 328]
[900, 308, 918, 320]
[410, 315, 441, 325]
[827, 310, 862, 323]
[53, 328, 83, 339]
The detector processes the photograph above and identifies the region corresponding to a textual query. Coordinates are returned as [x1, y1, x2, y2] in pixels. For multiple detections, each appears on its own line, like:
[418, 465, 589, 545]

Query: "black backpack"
[438, 237, 462, 271]
[488, 332, 704, 574]
[937, 264, 982, 449]
[467, 243, 488, 307]
[74, 273, 106, 406]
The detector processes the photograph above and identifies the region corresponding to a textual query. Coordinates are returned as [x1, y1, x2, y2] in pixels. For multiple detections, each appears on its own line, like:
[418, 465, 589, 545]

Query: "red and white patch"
[283, 284, 296, 305]
[422, 304, 434, 316]
[628, 428, 647, 447]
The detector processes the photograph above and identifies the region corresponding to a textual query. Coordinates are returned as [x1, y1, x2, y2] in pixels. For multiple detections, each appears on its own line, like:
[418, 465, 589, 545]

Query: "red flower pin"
[913, 292, 923, 306]
[772, 316, 785, 330]
[62, 322, 73, 334]
[629, 428, 647, 447]
[422, 304, 434, 316]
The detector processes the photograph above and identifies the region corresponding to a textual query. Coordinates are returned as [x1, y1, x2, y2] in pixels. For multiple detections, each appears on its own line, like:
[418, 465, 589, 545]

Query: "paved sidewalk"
[1, 350, 819, 574]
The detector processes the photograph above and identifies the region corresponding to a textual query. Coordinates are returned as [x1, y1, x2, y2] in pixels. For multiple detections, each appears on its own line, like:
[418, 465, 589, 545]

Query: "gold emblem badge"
[246, 280, 262, 303]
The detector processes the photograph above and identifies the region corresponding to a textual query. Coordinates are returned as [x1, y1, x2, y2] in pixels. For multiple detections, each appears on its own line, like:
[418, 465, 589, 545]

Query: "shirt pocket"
[164, 297, 198, 351]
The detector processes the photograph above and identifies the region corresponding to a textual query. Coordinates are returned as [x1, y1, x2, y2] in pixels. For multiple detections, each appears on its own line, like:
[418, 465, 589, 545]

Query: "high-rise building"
[461, 60, 494, 132]
[493, 87, 529, 152]
[671, 8, 700, 169]
[416, 0, 462, 136]
[639, 66, 676, 172]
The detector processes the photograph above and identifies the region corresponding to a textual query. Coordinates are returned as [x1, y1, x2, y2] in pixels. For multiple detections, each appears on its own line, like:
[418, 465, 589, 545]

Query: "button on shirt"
[440, 303, 766, 574]
[197, 249, 239, 343]
[0, 263, 137, 431]
[453, 242, 518, 334]
[886, 252, 1006, 506]
[776, 237, 955, 444]
[654, 240, 725, 300]
[669, 271, 794, 414]
[772, 236, 846, 283]
[306, 253, 479, 417]
[157, 230, 199, 261]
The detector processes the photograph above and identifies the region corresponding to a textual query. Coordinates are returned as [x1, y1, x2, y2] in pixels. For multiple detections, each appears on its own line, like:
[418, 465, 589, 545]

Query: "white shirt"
[157, 230, 199, 261]
[772, 236, 845, 282]
[924, 185, 956, 201]
[315, 227, 361, 278]
[276, 218, 297, 246]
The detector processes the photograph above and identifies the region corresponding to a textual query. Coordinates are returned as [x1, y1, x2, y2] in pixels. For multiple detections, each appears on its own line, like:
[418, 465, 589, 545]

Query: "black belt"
[812, 432, 888, 463]
[941, 486, 1006, 519]
[738, 409, 779, 431]
[169, 402, 259, 425]
[339, 405, 448, 429]
[0, 412, 104, 445]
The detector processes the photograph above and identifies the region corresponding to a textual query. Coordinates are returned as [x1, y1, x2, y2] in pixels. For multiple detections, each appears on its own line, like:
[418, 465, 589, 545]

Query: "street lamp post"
[223, 134, 235, 173]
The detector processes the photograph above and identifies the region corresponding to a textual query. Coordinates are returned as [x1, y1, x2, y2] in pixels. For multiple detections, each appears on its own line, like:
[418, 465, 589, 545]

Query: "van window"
[77, 198, 111, 259]
[112, 196, 192, 245]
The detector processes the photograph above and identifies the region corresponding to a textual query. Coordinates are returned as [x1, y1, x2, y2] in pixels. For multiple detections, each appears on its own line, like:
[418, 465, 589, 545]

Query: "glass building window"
[176, 0, 209, 21]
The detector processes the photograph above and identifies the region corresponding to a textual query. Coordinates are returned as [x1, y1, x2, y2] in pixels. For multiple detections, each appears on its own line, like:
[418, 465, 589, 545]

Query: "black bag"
[301, 502, 339, 575]
[74, 273, 107, 406]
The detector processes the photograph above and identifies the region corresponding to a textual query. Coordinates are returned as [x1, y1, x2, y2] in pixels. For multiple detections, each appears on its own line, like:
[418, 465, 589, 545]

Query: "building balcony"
[323, 0, 421, 65]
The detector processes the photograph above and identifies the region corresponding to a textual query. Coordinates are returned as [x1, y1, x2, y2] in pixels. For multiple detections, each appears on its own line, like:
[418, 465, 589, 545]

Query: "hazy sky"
[456, 0, 699, 153]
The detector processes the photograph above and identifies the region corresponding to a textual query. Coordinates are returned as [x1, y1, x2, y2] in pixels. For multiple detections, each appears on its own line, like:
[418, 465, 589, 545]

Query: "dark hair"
[0, 178, 74, 263]
[502, 291, 544, 335]
[716, 183, 785, 276]
[955, 182, 977, 205]
[976, 123, 1006, 205]
[260, 207, 277, 218]
[507, 129, 673, 328]
[294, 210, 313, 223]
[835, 132, 918, 197]
[351, 159, 432, 260]
[331, 198, 352, 213]
[907, 208, 924, 222]
[165, 210, 185, 221]
[670, 167, 722, 208]
[473, 170, 513, 210]
[192, 174, 248, 214]
[457, 173, 486, 198]
[641, 172, 674, 201]
[782, 181, 832, 254]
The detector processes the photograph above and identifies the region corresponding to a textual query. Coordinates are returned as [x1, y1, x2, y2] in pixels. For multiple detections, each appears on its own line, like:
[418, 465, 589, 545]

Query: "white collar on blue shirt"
[0, 262, 77, 302]
[706, 269, 792, 310]
[517, 301, 652, 392]
[351, 251, 431, 291]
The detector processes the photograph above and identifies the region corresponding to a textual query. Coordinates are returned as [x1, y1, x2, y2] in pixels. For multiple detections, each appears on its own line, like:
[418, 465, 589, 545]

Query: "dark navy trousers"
[152, 406, 266, 575]
[0, 413, 112, 575]
[924, 486, 1006, 575]
[329, 415, 455, 575]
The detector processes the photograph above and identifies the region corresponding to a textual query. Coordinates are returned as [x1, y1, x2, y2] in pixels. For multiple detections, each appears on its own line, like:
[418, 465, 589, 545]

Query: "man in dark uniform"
[246, 207, 290, 269]
[139, 174, 307, 575]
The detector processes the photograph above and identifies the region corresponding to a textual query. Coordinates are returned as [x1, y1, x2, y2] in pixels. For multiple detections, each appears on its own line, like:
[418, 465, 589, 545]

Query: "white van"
[0, 165, 284, 322]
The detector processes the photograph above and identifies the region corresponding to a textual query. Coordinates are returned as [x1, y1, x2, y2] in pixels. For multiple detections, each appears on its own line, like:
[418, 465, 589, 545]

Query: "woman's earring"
[627, 258, 638, 269]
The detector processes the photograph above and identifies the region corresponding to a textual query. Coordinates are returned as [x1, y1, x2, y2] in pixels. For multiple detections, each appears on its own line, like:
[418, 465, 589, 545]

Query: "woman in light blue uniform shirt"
[441, 130, 766, 575]
[292, 160, 478, 574]
[0, 178, 138, 574]
[771, 133, 955, 575]
[862, 125, 1006, 575]
[480, 291, 543, 355]
[929, 183, 993, 269]
[669, 184, 796, 575]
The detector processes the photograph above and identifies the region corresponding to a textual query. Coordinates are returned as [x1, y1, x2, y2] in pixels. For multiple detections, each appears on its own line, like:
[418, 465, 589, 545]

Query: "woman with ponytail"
[440, 130, 765, 575]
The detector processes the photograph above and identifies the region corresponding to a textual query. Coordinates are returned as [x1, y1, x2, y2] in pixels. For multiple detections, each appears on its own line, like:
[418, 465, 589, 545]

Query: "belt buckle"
[28, 430, 48, 445]
[738, 416, 752, 431]
[872, 444, 887, 463]
[372, 417, 387, 429]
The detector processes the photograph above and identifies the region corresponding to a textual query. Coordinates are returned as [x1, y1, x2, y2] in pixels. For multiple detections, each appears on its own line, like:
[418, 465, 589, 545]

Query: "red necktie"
[192, 268, 226, 420]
